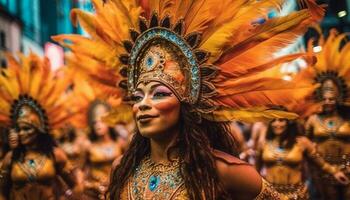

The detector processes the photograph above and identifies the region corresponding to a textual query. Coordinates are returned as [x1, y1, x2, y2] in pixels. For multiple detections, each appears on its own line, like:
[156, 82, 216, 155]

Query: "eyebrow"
[150, 83, 163, 90]
[135, 83, 164, 93]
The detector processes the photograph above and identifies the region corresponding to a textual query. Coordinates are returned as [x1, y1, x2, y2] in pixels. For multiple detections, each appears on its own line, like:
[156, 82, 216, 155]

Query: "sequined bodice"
[262, 142, 303, 169]
[121, 157, 188, 200]
[11, 154, 56, 184]
[312, 115, 350, 164]
[313, 115, 350, 141]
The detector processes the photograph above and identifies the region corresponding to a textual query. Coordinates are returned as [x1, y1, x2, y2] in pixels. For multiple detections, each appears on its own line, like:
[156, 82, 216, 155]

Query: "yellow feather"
[203, 107, 298, 123]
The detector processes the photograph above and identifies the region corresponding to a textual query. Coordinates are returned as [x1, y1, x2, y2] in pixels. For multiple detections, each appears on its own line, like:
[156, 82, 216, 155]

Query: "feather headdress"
[0, 53, 74, 133]
[53, 0, 324, 122]
[67, 72, 132, 128]
[296, 28, 350, 106]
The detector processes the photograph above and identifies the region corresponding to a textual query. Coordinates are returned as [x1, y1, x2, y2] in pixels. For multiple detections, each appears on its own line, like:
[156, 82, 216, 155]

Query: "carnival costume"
[67, 76, 132, 200]
[299, 28, 350, 199]
[257, 102, 342, 200]
[53, 0, 324, 199]
[0, 53, 80, 200]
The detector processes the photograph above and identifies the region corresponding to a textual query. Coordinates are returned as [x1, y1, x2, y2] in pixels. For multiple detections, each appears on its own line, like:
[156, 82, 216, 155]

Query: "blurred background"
[0, 0, 350, 72]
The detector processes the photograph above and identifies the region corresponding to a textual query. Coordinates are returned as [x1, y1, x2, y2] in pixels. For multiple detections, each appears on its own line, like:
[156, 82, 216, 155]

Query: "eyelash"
[153, 92, 172, 98]
[131, 95, 143, 103]
[131, 91, 172, 102]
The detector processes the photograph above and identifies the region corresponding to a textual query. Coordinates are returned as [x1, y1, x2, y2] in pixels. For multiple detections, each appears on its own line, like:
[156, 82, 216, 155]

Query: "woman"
[54, 0, 324, 198]
[0, 53, 82, 199]
[84, 100, 122, 200]
[257, 108, 349, 199]
[305, 87, 350, 199]
[67, 78, 124, 199]
[57, 125, 88, 170]
[299, 29, 350, 200]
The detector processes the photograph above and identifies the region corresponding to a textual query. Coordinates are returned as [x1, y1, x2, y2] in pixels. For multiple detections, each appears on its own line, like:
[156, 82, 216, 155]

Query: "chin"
[138, 128, 164, 138]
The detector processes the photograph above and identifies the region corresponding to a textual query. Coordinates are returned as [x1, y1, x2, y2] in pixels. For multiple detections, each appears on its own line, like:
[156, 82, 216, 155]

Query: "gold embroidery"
[255, 179, 288, 200]
[127, 156, 188, 200]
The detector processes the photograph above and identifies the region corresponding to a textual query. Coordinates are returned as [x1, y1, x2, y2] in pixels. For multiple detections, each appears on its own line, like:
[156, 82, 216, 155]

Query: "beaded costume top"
[121, 156, 188, 200]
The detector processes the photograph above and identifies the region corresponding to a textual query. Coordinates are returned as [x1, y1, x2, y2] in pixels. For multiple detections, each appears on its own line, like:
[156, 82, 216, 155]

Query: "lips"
[137, 114, 157, 123]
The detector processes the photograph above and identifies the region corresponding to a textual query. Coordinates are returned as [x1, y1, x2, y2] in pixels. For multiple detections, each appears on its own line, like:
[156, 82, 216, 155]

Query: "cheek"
[153, 100, 179, 113]
[132, 104, 139, 115]
[154, 100, 180, 126]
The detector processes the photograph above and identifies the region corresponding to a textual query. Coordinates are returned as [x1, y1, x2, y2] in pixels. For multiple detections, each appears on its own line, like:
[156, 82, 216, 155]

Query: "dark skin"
[122, 81, 263, 199]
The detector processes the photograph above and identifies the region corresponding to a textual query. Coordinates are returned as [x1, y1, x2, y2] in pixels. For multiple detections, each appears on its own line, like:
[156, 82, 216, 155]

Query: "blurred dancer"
[301, 29, 350, 200]
[0, 53, 82, 200]
[257, 107, 348, 199]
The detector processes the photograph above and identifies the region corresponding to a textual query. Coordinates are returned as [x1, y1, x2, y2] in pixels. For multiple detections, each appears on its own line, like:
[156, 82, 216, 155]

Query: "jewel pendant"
[29, 159, 36, 167]
[327, 121, 335, 128]
[148, 175, 160, 192]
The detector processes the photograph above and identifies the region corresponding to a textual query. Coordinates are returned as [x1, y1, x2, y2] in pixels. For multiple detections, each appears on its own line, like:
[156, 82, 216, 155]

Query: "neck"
[149, 126, 180, 163]
[323, 109, 338, 117]
[273, 134, 282, 142]
[24, 142, 39, 151]
[97, 131, 112, 142]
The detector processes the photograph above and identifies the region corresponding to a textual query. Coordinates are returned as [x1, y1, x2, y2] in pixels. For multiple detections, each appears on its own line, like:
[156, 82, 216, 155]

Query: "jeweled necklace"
[17, 154, 47, 182]
[131, 156, 184, 200]
[317, 115, 343, 137]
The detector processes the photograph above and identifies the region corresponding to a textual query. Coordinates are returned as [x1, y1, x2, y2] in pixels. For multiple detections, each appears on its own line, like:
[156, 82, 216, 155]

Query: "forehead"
[18, 121, 35, 128]
[323, 90, 336, 97]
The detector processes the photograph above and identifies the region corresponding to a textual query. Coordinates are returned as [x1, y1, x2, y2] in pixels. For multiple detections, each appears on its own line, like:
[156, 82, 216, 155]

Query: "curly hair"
[108, 103, 239, 199]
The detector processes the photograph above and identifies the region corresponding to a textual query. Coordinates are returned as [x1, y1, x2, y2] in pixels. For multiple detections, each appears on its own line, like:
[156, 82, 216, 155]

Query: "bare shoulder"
[53, 147, 68, 163]
[213, 150, 262, 199]
[296, 136, 314, 151]
[306, 114, 318, 126]
[1, 151, 13, 168]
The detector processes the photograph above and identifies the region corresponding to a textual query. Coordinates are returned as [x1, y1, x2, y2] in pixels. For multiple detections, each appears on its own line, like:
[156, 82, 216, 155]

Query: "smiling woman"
[133, 82, 180, 138]
[0, 53, 83, 200]
[53, 0, 325, 199]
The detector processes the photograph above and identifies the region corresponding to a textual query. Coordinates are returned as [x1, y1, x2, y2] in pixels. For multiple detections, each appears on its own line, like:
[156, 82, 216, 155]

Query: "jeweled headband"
[10, 95, 49, 133]
[314, 70, 348, 103]
[119, 13, 211, 105]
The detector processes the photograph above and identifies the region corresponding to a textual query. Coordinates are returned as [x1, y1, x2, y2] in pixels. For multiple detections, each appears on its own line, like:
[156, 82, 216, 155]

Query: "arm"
[298, 136, 350, 185]
[0, 152, 12, 200]
[304, 115, 315, 139]
[214, 150, 286, 200]
[54, 148, 83, 196]
[297, 137, 337, 174]
[255, 146, 264, 173]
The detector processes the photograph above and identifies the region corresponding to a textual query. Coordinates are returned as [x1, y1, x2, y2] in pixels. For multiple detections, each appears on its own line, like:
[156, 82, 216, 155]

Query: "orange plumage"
[53, 0, 324, 122]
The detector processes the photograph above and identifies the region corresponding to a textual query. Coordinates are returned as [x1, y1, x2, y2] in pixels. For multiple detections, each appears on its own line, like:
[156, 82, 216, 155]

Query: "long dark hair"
[108, 103, 239, 199]
[87, 100, 117, 141]
[266, 118, 300, 149]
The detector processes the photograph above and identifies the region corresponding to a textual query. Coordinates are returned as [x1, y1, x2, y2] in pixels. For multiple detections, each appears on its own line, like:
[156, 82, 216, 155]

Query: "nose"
[18, 129, 25, 135]
[138, 95, 152, 111]
[324, 98, 331, 104]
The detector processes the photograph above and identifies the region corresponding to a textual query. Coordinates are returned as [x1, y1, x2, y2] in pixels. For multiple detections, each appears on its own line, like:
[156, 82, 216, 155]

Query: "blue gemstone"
[149, 175, 160, 192]
[29, 159, 36, 167]
[147, 57, 154, 68]
[328, 121, 334, 127]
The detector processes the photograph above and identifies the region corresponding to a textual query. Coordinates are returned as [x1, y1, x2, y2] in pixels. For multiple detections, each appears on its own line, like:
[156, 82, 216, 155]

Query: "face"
[271, 119, 287, 136]
[322, 90, 337, 113]
[92, 104, 110, 136]
[18, 122, 38, 145]
[132, 82, 181, 138]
